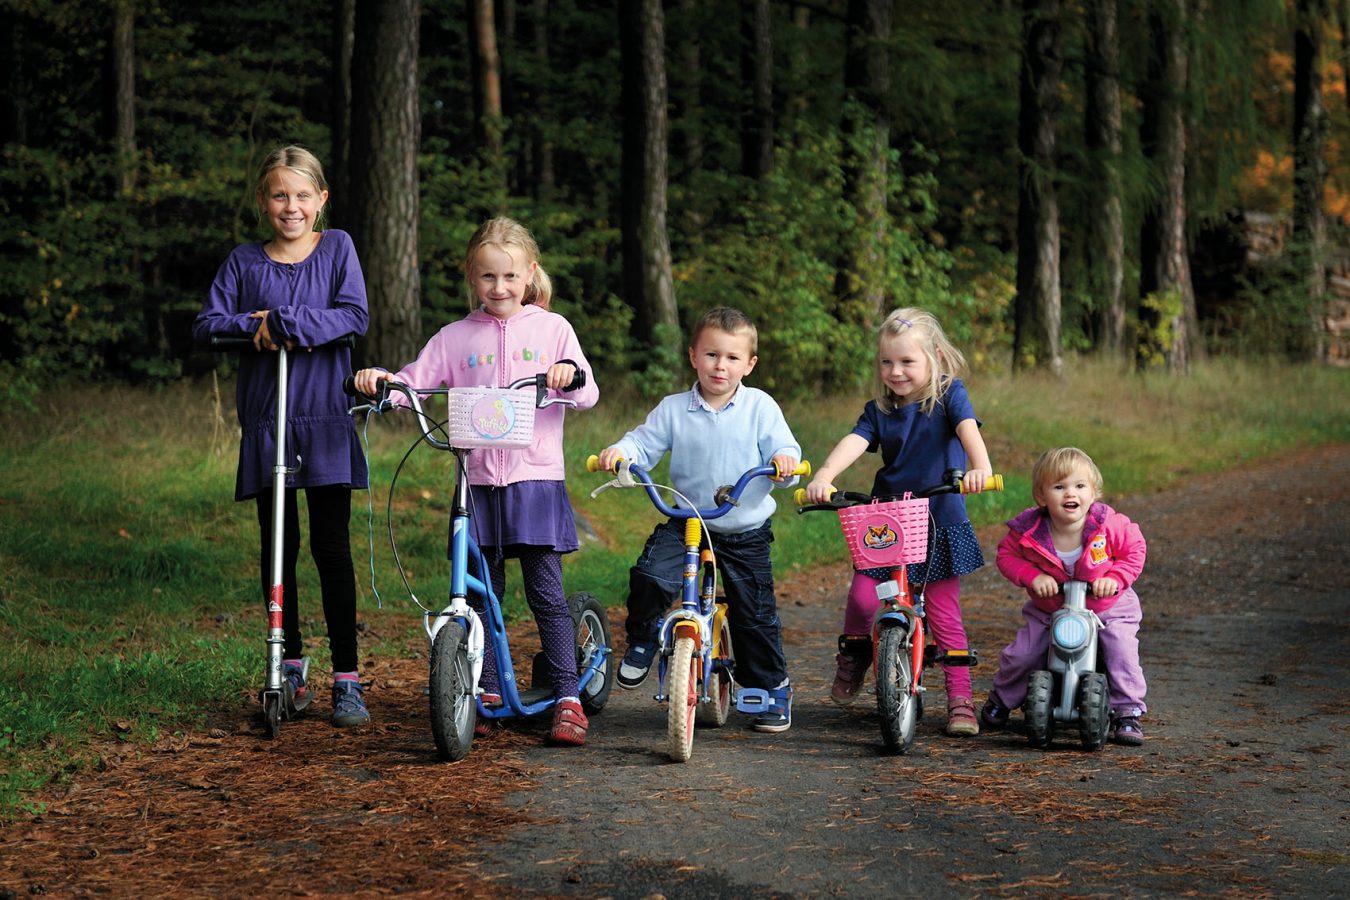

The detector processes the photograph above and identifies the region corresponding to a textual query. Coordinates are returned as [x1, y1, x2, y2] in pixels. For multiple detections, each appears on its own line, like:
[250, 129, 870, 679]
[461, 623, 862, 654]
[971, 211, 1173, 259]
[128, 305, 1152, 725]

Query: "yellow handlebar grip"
[958, 473, 1004, 494]
[585, 454, 601, 473]
[794, 488, 808, 506]
[793, 460, 812, 477]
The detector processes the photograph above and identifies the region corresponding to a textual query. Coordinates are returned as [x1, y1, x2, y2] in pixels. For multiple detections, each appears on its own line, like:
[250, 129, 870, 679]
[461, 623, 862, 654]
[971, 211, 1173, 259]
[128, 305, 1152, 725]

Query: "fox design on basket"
[471, 394, 515, 440]
[864, 523, 900, 552]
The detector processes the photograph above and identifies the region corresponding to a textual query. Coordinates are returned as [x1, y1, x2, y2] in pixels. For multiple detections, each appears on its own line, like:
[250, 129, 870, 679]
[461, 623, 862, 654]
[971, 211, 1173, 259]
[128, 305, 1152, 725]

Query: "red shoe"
[548, 699, 589, 747]
[475, 693, 501, 738]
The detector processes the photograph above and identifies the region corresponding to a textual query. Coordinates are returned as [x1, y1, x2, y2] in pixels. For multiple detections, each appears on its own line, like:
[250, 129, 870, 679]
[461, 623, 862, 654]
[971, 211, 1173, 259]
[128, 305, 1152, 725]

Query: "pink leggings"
[843, 572, 972, 699]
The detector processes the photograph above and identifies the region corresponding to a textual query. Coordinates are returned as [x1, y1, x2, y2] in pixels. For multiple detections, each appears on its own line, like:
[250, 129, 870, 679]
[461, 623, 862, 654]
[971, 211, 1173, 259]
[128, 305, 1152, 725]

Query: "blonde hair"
[691, 307, 758, 354]
[873, 307, 967, 414]
[463, 216, 553, 311]
[253, 145, 329, 230]
[1031, 447, 1105, 506]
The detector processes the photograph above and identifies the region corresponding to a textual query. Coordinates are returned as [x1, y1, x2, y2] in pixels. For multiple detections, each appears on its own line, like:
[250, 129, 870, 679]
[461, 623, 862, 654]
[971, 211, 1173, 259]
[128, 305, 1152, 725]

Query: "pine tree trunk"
[620, 0, 677, 356]
[113, 0, 136, 198]
[530, 0, 555, 197]
[834, 0, 892, 334]
[741, 0, 773, 180]
[330, 0, 355, 225]
[1138, 0, 1198, 373]
[1084, 0, 1125, 356]
[471, 0, 504, 176]
[1293, 0, 1328, 361]
[350, 0, 422, 368]
[1013, 0, 1063, 376]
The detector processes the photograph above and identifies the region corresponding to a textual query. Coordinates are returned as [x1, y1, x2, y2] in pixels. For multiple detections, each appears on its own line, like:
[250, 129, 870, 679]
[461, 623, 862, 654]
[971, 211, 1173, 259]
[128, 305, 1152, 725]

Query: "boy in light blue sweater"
[596, 308, 801, 732]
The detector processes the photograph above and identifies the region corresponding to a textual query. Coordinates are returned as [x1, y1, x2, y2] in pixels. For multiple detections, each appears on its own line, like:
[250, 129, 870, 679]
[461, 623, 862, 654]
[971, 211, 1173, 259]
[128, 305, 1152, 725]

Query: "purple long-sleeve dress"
[193, 229, 369, 500]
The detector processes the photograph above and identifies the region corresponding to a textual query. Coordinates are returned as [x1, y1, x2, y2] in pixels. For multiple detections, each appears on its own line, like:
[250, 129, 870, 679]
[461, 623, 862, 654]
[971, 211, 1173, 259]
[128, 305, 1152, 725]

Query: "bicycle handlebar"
[208, 334, 357, 351]
[343, 374, 576, 452]
[585, 454, 811, 521]
[793, 471, 1004, 511]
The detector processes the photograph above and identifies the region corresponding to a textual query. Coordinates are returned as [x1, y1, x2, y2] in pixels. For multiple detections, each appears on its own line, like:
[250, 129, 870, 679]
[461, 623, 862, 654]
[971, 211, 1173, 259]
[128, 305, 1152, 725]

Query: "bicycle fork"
[872, 568, 926, 699]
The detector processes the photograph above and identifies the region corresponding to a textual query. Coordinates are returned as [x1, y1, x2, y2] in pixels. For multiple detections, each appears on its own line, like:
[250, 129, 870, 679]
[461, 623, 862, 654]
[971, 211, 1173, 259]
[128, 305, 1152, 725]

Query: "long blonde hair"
[463, 216, 554, 311]
[253, 145, 329, 231]
[872, 307, 968, 415]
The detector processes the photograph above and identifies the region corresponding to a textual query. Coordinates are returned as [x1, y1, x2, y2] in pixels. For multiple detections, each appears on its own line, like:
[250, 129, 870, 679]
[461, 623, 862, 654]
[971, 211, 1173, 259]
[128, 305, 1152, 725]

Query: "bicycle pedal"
[734, 687, 771, 714]
[925, 647, 979, 667]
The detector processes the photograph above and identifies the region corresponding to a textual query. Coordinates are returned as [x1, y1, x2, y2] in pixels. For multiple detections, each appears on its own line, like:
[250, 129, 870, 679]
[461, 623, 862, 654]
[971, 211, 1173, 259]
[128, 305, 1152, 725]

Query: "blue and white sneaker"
[752, 686, 793, 734]
[617, 640, 658, 690]
[283, 658, 312, 715]
[331, 679, 370, 727]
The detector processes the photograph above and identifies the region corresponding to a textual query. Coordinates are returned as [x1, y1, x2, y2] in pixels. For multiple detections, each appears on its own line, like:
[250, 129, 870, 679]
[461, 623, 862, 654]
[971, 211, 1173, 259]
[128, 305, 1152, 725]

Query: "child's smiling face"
[877, 332, 932, 402]
[1034, 463, 1099, 531]
[470, 244, 535, 319]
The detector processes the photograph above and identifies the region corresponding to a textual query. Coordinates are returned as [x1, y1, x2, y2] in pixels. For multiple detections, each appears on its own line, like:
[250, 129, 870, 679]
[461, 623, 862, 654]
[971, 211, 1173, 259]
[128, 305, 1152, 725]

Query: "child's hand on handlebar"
[770, 454, 799, 482]
[249, 310, 295, 352]
[596, 446, 625, 473]
[1090, 576, 1120, 597]
[961, 467, 993, 494]
[803, 476, 837, 504]
[545, 362, 578, 392]
[1031, 574, 1060, 598]
[352, 368, 391, 397]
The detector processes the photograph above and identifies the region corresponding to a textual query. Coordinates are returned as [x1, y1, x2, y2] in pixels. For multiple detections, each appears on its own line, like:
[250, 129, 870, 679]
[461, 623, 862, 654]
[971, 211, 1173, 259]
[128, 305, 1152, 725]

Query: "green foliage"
[1136, 286, 1184, 368]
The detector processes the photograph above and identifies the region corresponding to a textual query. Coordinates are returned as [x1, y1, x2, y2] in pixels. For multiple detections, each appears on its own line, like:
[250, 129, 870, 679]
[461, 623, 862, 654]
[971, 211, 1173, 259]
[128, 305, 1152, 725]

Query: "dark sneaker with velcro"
[617, 641, 658, 690]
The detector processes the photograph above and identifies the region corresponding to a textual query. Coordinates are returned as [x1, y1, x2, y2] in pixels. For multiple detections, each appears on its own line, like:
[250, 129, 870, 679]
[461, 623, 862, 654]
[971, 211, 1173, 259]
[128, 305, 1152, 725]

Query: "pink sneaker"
[946, 696, 980, 736]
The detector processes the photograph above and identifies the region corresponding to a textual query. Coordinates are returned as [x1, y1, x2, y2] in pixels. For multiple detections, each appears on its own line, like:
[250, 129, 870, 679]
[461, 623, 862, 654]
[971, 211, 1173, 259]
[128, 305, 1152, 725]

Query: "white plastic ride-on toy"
[1022, 580, 1110, 751]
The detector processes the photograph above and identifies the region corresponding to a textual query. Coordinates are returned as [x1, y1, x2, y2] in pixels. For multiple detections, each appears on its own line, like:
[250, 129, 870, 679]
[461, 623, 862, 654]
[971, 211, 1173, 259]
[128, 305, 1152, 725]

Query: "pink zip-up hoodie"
[387, 304, 598, 486]
[995, 501, 1147, 614]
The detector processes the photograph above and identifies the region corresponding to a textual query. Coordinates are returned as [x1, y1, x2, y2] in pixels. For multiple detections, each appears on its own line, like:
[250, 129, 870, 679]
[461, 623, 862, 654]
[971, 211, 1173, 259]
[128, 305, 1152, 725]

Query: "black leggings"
[254, 485, 358, 673]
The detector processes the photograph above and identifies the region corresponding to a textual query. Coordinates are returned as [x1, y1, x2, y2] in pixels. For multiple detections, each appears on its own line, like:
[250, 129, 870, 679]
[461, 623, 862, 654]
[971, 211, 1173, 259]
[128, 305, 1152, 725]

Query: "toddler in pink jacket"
[980, 447, 1149, 745]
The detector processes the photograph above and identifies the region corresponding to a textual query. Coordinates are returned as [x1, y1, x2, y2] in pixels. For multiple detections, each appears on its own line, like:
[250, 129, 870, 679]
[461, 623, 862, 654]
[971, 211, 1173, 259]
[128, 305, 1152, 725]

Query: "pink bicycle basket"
[837, 495, 930, 569]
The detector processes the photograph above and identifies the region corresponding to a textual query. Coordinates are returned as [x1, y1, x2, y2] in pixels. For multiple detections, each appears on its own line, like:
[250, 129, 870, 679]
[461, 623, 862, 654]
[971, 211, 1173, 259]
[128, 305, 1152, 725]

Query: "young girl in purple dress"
[193, 146, 371, 727]
[804, 308, 994, 736]
[353, 217, 599, 746]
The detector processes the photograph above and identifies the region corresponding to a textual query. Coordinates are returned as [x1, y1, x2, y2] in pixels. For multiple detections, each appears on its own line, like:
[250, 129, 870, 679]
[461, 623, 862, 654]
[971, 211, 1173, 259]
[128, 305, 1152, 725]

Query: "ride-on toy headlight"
[1053, 614, 1090, 651]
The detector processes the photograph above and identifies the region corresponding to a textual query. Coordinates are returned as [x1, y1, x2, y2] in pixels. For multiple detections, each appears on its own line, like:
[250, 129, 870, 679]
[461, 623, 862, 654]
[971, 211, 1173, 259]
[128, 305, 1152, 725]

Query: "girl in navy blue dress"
[804, 308, 994, 735]
[194, 146, 371, 727]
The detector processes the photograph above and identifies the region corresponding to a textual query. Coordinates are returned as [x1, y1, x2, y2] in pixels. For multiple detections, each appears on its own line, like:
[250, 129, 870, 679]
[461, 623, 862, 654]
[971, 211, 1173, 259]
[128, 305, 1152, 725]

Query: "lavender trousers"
[990, 590, 1147, 716]
[843, 572, 973, 699]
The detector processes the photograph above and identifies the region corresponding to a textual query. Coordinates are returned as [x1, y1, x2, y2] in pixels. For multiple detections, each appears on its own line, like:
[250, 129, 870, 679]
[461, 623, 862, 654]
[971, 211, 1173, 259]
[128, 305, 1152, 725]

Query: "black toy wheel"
[1077, 672, 1110, 751]
[1025, 670, 1055, 748]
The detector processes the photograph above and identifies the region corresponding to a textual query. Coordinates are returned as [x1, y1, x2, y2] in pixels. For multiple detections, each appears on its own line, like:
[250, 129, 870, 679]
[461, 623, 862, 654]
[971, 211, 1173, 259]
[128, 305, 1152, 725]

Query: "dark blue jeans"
[625, 518, 788, 691]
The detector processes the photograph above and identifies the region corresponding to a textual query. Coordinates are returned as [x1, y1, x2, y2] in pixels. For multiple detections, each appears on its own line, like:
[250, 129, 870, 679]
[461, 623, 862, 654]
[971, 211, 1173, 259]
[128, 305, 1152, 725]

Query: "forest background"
[2, 0, 1348, 398]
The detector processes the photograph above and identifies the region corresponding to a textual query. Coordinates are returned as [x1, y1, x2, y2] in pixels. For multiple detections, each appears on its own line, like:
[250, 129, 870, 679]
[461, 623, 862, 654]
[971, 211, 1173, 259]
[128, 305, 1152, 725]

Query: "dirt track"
[2, 444, 1347, 898]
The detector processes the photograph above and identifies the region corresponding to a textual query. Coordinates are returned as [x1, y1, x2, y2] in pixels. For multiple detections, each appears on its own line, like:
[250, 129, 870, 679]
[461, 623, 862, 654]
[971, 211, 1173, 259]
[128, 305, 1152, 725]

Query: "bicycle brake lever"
[589, 466, 637, 498]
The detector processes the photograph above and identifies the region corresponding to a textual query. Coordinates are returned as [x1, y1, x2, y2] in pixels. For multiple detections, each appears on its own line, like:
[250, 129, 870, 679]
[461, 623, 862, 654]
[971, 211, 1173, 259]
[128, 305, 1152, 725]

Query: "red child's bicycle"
[796, 469, 1002, 754]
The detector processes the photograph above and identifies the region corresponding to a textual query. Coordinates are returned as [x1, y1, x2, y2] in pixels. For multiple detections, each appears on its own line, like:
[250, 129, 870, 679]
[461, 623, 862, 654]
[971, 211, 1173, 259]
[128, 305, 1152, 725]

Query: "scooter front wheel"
[571, 592, 614, 714]
[876, 624, 919, 755]
[429, 621, 476, 761]
[262, 692, 283, 740]
[1025, 670, 1055, 748]
[1077, 672, 1110, 751]
[666, 635, 698, 762]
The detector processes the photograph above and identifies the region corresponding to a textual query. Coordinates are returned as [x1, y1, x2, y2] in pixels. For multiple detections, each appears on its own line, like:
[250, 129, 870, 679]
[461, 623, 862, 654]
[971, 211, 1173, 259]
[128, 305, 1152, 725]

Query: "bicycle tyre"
[570, 591, 614, 714]
[429, 621, 475, 762]
[1025, 669, 1055, 748]
[666, 635, 698, 762]
[696, 611, 733, 727]
[876, 623, 919, 755]
[1077, 672, 1110, 751]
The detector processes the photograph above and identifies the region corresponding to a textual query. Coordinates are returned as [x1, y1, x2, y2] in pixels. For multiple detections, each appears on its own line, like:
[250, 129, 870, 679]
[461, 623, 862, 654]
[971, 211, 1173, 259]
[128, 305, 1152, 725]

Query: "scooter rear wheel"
[570, 592, 614, 714]
[876, 624, 919, 755]
[429, 621, 475, 762]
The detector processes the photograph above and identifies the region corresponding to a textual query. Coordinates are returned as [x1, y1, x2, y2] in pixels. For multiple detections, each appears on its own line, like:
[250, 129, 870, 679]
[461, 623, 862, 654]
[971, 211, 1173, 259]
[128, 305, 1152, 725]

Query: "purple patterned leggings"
[472, 549, 577, 700]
